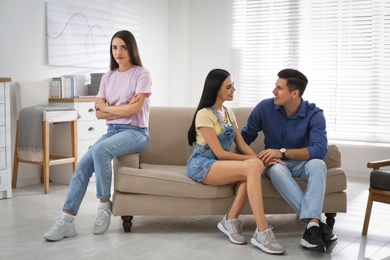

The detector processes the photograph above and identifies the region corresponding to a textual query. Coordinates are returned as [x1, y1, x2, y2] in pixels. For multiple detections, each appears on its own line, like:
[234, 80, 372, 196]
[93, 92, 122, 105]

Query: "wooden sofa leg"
[325, 213, 336, 228]
[121, 216, 134, 233]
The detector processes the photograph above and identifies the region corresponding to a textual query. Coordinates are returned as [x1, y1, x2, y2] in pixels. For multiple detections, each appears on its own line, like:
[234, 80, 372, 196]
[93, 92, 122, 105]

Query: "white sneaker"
[93, 202, 112, 234]
[217, 214, 247, 244]
[251, 226, 286, 255]
[44, 219, 77, 241]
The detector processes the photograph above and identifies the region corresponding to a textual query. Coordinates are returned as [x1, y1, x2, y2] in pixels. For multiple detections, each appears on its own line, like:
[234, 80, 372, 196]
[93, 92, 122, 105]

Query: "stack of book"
[50, 75, 85, 98]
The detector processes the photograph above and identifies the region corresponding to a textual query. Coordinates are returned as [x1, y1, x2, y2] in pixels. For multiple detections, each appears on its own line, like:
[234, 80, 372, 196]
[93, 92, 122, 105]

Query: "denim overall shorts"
[187, 107, 235, 182]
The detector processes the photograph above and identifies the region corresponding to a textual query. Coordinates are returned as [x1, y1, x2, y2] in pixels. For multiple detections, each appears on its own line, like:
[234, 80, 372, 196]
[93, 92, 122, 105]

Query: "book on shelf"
[61, 75, 72, 98]
[50, 78, 62, 98]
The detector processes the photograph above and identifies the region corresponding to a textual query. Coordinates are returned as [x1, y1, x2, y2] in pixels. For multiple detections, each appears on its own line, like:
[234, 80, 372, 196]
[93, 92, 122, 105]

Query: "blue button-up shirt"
[241, 98, 328, 159]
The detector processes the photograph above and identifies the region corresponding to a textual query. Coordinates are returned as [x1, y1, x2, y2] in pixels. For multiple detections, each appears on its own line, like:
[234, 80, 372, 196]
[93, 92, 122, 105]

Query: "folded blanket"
[17, 105, 46, 162]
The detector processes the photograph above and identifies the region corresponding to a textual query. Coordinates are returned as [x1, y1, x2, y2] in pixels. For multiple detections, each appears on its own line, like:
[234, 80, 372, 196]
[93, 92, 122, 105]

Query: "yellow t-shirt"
[195, 107, 237, 146]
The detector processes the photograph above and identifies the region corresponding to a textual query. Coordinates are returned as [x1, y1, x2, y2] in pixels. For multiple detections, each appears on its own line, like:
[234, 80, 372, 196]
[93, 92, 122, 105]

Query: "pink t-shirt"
[97, 66, 152, 127]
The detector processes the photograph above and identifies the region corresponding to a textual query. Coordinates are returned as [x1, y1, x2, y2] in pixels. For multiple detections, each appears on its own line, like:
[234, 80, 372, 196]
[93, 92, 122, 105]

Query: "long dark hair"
[187, 69, 230, 146]
[109, 30, 143, 70]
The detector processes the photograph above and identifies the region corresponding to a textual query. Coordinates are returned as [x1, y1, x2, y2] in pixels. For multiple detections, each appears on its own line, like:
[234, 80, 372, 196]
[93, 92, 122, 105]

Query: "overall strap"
[210, 106, 224, 123]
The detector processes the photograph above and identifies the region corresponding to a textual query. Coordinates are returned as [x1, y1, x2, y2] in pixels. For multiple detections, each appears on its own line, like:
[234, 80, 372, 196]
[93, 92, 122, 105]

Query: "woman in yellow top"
[187, 69, 285, 255]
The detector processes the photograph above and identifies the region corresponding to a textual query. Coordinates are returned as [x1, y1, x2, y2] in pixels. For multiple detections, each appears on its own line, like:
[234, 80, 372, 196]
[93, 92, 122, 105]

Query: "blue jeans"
[264, 159, 327, 223]
[63, 124, 149, 215]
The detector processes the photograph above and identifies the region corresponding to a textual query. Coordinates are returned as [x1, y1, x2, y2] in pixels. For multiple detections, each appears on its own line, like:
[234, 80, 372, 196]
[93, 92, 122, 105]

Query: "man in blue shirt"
[241, 68, 337, 252]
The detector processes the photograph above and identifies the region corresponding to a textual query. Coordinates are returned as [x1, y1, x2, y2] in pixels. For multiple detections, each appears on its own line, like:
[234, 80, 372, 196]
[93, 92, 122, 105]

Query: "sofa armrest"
[113, 153, 140, 173]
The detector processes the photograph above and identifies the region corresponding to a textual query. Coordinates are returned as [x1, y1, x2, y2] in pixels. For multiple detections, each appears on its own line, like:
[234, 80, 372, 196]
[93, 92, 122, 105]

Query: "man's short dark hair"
[278, 69, 308, 96]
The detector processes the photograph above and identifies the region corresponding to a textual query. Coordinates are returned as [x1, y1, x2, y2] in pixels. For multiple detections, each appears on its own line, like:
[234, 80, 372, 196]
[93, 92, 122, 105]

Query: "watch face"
[281, 148, 286, 152]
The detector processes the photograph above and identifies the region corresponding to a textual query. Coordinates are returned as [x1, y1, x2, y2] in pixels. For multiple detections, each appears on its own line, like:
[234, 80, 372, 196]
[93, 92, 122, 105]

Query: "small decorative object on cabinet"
[0, 78, 12, 199]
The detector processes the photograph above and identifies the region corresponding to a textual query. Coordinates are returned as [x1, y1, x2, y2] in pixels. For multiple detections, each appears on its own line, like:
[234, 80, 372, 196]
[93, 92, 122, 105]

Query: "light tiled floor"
[0, 177, 389, 260]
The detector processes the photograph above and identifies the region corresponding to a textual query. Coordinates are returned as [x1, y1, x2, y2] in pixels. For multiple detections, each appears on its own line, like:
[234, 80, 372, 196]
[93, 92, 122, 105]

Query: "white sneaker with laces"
[217, 214, 247, 244]
[251, 226, 286, 255]
[44, 219, 77, 241]
[93, 202, 112, 235]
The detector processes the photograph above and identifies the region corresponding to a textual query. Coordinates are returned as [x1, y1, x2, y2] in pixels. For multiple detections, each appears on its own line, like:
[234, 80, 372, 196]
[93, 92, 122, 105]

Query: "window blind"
[231, 0, 390, 143]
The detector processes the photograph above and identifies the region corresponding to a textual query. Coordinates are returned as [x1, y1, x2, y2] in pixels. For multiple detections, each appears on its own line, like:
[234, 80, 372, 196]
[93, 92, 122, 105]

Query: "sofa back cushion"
[140, 107, 195, 165]
[141, 106, 264, 166]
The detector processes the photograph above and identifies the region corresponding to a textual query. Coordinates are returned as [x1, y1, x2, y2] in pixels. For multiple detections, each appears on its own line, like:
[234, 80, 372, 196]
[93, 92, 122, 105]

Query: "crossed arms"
[94, 93, 147, 119]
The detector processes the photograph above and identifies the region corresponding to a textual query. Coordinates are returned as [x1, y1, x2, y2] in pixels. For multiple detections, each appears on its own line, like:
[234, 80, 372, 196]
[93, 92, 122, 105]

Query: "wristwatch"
[280, 148, 286, 158]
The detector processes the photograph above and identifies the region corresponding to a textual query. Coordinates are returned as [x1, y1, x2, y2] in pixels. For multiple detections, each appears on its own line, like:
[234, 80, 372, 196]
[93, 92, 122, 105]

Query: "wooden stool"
[12, 82, 78, 194]
[13, 120, 78, 194]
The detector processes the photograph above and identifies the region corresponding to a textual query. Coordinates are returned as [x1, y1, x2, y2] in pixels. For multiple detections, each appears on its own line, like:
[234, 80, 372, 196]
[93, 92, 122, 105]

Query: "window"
[231, 0, 390, 143]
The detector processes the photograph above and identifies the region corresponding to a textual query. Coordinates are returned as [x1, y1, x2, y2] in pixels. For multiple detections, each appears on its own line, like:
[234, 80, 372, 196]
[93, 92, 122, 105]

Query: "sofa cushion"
[115, 158, 347, 198]
[114, 163, 235, 199]
[370, 170, 390, 191]
[116, 162, 346, 200]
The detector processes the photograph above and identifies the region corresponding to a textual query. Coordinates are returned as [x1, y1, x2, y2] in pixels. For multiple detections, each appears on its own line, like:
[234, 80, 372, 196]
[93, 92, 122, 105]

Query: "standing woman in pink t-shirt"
[44, 30, 152, 242]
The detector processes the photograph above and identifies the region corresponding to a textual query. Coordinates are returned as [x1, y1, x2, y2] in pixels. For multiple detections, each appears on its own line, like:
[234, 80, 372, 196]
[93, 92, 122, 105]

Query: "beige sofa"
[112, 107, 347, 232]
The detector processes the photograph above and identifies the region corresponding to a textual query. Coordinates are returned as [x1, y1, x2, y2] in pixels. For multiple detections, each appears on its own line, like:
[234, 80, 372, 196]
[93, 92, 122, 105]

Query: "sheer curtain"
[231, 0, 390, 143]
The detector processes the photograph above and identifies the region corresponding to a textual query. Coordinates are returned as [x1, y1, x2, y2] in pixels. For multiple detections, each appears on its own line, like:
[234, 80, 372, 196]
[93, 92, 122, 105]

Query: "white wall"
[188, 0, 233, 107]
[0, 0, 388, 187]
[338, 142, 390, 179]
[168, 0, 232, 107]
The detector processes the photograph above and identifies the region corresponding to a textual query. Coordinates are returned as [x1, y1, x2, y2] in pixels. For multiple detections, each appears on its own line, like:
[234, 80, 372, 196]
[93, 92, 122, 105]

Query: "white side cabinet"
[49, 98, 107, 161]
[0, 78, 12, 199]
